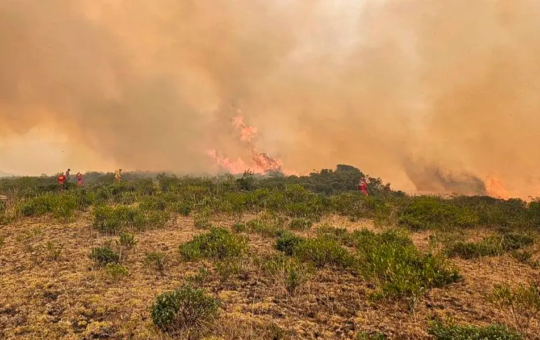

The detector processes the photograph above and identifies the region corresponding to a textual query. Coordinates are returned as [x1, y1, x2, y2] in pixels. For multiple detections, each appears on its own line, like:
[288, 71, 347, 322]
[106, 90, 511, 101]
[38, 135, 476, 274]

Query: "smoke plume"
[1, 0, 540, 198]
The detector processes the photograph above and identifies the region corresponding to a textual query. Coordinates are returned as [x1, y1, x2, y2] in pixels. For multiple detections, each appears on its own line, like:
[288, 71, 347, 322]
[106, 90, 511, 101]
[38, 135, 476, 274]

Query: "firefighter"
[76, 172, 83, 187]
[358, 177, 368, 196]
[57, 173, 67, 191]
[115, 169, 122, 183]
[65, 168, 71, 182]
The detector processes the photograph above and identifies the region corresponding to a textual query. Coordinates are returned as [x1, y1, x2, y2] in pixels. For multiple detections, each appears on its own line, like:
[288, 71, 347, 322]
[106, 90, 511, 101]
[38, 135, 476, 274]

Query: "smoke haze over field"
[1, 0, 540, 197]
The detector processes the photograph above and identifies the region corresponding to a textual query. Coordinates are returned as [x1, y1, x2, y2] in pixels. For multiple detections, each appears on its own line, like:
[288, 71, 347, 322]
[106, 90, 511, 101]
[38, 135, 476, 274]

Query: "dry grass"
[1, 213, 540, 339]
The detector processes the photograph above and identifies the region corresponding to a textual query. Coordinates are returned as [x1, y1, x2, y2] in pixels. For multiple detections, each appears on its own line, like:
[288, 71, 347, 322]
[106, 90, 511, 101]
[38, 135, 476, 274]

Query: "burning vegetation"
[208, 107, 288, 175]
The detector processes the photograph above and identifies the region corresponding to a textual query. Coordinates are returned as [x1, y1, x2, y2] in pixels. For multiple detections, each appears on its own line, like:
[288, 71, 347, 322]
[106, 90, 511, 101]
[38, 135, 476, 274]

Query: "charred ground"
[0, 166, 539, 339]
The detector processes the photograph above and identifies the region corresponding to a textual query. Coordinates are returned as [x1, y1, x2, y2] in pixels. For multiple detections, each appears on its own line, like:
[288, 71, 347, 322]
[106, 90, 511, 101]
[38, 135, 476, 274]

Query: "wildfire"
[485, 175, 511, 199]
[208, 106, 294, 175]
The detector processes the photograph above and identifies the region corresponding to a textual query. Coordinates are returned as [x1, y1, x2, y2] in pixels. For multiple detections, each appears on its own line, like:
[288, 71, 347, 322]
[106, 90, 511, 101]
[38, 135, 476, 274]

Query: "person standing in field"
[65, 169, 71, 182]
[115, 169, 122, 183]
[358, 177, 368, 196]
[76, 172, 83, 187]
[57, 173, 66, 191]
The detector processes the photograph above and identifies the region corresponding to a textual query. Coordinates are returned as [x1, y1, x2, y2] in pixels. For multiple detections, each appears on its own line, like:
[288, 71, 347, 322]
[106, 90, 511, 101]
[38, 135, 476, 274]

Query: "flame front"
[208, 107, 295, 175]
[485, 175, 511, 199]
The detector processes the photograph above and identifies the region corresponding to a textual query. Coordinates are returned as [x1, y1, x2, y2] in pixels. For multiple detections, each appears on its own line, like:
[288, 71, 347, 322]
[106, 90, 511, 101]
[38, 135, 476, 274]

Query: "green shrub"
[171, 201, 192, 216]
[446, 236, 505, 259]
[500, 233, 534, 251]
[185, 267, 210, 284]
[511, 250, 533, 263]
[119, 232, 137, 249]
[457, 197, 529, 228]
[93, 205, 169, 234]
[315, 225, 352, 245]
[355, 229, 460, 301]
[105, 263, 129, 280]
[179, 228, 248, 261]
[275, 232, 304, 256]
[428, 321, 523, 340]
[92, 205, 134, 234]
[398, 197, 478, 230]
[193, 217, 212, 230]
[258, 254, 306, 277]
[17, 195, 53, 217]
[17, 194, 77, 219]
[293, 236, 357, 269]
[139, 196, 167, 211]
[215, 258, 249, 283]
[145, 252, 167, 272]
[246, 219, 284, 238]
[90, 246, 120, 266]
[510, 250, 539, 268]
[232, 222, 247, 233]
[289, 218, 313, 231]
[356, 331, 386, 340]
[151, 286, 220, 332]
[285, 267, 308, 295]
[487, 283, 540, 332]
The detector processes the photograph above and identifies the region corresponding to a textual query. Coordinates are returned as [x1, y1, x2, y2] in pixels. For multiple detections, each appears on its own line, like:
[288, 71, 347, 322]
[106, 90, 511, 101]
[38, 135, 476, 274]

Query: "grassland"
[1, 166, 540, 339]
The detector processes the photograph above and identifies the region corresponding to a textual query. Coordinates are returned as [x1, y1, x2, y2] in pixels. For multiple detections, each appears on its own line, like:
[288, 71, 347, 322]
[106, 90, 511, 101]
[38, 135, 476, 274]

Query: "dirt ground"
[1, 214, 539, 340]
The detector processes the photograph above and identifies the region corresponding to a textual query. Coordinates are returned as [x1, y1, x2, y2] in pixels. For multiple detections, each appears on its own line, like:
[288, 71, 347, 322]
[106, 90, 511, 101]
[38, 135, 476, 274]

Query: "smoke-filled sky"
[1, 0, 540, 197]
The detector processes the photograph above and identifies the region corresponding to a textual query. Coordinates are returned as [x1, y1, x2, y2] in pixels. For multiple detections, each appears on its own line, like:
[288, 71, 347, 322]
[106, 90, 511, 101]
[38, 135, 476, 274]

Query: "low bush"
[193, 217, 212, 230]
[119, 232, 137, 249]
[179, 228, 248, 261]
[428, 321, 523, 340]
[151, 286, 220, 333]
[445, 237, 504, 259]
[500, 233, 534, 251]
[275, 232, 304, 256]
[170, 201, 192, 216]
[145, 252, 167, 272]
[289, 218, 313, 231]
[105, 263, 129, 280]
[292, 236, 357, 269]
[185, 267, 210, 284]
[355, 229, 460, 301]
[356, 331, 386, 340]
[510, 251, 539, 268]
[90, 246, 120, 266]
[215, 257, 250, 283]
[398, 197, 478, 230]
[232, 222, 248, 233]
[17, 193, 78, 219]
[487, 283, 540, 333]
[284, 267, 308, 295]
[315, 225, 352, 245]
[93, 205, 169, 234]
[139, 196, 167, 211]
[246, 219, 284, 238]
[446, 233, 533, 260]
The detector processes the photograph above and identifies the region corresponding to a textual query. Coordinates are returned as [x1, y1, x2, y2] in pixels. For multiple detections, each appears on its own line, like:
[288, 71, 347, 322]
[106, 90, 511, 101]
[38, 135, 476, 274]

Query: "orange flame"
[232, 115, 258, 142]
[208, 106, 296, 175]
[485, 175, 511, 199]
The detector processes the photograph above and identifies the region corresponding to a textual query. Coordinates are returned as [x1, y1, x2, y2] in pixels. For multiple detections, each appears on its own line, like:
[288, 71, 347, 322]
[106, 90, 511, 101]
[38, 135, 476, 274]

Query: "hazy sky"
[1, 0, 540, 198]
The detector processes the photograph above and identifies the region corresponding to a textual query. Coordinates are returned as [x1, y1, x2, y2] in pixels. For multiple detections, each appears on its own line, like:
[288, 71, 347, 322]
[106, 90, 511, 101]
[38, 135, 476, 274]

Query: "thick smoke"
[1, 0, 540, 197]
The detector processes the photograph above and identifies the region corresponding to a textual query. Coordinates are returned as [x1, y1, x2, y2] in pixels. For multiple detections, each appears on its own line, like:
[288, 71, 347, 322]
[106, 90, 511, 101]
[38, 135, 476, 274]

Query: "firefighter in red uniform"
[76, 172, 83, 187]
[358, 177, 368, 196]
[57, 174, 66, 191]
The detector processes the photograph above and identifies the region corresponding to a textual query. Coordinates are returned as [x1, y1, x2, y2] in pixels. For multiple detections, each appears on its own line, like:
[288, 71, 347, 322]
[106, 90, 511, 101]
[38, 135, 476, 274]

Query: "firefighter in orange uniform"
[76, 172, 83, 187]
[57, 173, 66, 191]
